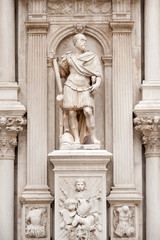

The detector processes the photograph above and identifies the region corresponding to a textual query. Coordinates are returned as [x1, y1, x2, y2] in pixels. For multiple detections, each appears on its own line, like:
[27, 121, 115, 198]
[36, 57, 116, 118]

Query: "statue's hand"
[90, 84, 99, 95]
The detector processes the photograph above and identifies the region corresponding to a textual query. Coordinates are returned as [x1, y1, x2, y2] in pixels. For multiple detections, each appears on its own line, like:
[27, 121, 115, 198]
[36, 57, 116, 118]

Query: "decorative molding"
[0, 116, 26, 159]
[47, 0, 111, 16]
[113, 205, 135, 238]
[26, 22, 49, 34]
[48, 25, 111, 55]
[101, 55, 112, 67]
[112, 0, 131, 20]
[25, 206, 47, 238]
[134, 116, 160, 157]
[110, 21, 134, 33]
[74, 23, 86, 34]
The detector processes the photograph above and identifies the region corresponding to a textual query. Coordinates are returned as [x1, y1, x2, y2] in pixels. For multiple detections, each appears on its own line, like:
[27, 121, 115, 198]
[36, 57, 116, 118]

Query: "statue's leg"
[83, 107, 100, 144]
[63, 110, 69, 133]
[68, 110, 80, 144]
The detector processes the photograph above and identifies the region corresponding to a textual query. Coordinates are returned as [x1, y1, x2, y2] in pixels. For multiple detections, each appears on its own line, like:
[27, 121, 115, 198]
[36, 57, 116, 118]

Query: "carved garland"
[134, 116, 160, 157]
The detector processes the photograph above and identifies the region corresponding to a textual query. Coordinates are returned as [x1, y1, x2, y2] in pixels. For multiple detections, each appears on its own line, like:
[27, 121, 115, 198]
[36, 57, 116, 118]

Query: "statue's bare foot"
[91, 136, 100, 144]
[74, 138, 80, 144]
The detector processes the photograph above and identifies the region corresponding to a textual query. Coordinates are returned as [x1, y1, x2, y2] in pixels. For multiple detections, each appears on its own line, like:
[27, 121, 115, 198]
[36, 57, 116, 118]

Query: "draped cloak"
[59, 51, 102, 143]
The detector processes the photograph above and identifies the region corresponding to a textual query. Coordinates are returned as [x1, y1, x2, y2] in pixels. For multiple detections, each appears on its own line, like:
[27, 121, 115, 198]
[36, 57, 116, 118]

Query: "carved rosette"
[134, 116, 160, 157]
[0, 116, 26, 159]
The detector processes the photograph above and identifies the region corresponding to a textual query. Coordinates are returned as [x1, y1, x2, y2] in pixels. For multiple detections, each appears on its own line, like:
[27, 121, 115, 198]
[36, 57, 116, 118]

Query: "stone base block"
[22, 203, 51, 240]
[108, 203, 139, 240]
[49, 150, 112, 240]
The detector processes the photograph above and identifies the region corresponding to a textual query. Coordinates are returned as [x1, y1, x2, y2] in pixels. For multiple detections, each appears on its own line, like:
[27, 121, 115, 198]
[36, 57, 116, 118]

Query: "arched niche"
[48, 26, 111, 149]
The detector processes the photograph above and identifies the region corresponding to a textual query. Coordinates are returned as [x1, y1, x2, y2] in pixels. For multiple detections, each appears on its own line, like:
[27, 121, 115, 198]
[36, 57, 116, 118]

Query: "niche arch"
[48, 25, 111, 149]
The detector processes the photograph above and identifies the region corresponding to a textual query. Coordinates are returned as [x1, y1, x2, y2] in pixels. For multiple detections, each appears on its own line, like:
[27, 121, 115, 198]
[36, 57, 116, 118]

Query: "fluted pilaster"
[111, 22, 134, 187]
[26, 23, 49, 188]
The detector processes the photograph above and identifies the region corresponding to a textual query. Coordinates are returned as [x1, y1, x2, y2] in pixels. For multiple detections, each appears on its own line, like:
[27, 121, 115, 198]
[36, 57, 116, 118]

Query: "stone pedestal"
[49, 150, 112, 240]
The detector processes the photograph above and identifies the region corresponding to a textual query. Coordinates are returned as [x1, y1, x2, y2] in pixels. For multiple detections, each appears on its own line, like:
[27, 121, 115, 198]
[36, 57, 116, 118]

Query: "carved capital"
[110, 21, 134, 33]
[101, 55, 112, 67]
[0, 116, 26, 159]
[134, 116, 160, 157]
[26, 22, 49, 34]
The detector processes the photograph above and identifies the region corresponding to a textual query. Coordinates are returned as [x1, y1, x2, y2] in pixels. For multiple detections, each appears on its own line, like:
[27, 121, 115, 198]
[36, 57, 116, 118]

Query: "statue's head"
[75, 178, 86, 191]
[73, 33, 87, 52]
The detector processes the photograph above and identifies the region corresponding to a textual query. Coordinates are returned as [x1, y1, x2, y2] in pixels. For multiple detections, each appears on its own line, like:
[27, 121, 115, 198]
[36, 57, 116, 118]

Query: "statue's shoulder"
[59, 51, 72, 78]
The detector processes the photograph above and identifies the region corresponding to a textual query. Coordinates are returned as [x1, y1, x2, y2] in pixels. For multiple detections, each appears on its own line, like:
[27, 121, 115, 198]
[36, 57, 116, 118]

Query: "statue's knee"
[69, 110, 76, 118]
[84, 107, 92, 116]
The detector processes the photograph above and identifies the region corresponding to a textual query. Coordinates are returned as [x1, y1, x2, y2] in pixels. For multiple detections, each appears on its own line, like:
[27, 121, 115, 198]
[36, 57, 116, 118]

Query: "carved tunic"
[59, 51, 102, 110]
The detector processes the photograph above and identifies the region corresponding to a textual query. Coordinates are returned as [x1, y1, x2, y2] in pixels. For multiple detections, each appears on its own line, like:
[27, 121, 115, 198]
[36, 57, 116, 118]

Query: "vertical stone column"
[101, 56, 112, 152]
[108, 1, 141, 239]
[134, 1, 160, 239]
[25, 22, 50, 191]
[21, 1, 53, 239]
[0, 117, 26, 240]
[134, 117, 160, 239]
[111, 22, 134, 188]
[0, 1, 26, 240]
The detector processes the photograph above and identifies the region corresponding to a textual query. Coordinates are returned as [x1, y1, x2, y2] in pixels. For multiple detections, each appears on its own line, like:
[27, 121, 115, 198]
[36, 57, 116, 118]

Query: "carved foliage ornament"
[113, 205, 135, 238]
[47, 0, 111, 16]
[0, 116, 26, 158]
[59, 178, 102, 240]
[25, 206, 47, 238]
[134, 116, 160, 156]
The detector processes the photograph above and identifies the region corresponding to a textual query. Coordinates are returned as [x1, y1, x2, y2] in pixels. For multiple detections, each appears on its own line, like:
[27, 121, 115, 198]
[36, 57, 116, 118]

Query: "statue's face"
[75, 35, 86, 52]
[76, 181, 85, 191]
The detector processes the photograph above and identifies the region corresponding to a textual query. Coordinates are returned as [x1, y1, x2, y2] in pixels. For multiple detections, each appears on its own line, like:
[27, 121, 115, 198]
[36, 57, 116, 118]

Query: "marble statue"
[113, 205, 135, 238]
[25, 207, 47, 238]
[51, 33, 103, 149]
[59, 178, 102, 240]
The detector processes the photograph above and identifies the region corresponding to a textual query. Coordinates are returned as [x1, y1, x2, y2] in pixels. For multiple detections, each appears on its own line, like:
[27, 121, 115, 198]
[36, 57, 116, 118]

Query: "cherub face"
[76, 181, 85, 191]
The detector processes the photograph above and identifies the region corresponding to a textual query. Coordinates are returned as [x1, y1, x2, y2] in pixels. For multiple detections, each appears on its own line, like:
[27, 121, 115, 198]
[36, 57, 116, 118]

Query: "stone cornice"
[26, 22, 49, 34]
[110, 21, 134, 33]
[134, 116, 160, 157]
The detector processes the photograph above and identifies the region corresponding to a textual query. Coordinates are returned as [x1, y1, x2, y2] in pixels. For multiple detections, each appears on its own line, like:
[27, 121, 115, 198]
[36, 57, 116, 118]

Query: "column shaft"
[146, 157, 160, 239]
[111, 22, 134, 186]
[26, 23, 49, 188]
[0, 160, 14, 240]
[145, 0, 160, 81]
[0, 0, 15, 82]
